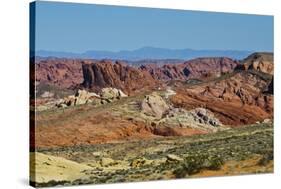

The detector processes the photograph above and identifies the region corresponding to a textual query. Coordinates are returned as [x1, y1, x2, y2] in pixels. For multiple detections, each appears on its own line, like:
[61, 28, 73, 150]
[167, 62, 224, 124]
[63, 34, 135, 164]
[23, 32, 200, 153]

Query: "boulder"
[166, 154, 183, 162]
[191, 108, 222, 127]
[100, 87, 127, 100]
[141, 92, 170, 119]
[100, 157, 115, 167]
[50, 88, 126, 109]
[40, 91, 54, 98]
[56, 90, 100, 107]
[262, 118, 272, 124]
[75, 89, 100, 105]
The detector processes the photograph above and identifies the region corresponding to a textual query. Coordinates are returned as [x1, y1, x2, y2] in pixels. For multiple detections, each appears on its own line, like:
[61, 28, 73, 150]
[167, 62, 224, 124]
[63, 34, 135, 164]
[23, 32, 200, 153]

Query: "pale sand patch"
[30, 152, 91, 183]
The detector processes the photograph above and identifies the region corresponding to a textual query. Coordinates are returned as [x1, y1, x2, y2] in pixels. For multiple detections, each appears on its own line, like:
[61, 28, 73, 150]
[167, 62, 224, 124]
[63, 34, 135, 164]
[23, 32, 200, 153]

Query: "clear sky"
[34, 1, 273, 53]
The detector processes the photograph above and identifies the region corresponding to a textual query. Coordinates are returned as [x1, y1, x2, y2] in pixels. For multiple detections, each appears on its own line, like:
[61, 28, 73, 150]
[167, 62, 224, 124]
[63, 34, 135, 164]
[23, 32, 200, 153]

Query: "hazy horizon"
[36, 46, 259, 53]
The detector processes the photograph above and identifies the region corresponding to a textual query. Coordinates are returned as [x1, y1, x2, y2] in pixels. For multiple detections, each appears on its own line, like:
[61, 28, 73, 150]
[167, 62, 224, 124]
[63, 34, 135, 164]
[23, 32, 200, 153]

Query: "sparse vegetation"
[173, 155, 223, 178]
[32, 52, 274, 187]
[33, 123, 273, 187]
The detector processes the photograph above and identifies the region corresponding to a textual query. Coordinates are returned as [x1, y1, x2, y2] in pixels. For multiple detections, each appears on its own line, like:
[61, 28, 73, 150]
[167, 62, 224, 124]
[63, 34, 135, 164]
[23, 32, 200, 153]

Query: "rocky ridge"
[140, 57, 238, 81]
[238, 52, 273, 75]
[35, 58, 84, 89]
[81, 60, 158, 95]
[35, 88, 128, 111]
[171, 71, 273, 126]
[34, 57, 239, 93]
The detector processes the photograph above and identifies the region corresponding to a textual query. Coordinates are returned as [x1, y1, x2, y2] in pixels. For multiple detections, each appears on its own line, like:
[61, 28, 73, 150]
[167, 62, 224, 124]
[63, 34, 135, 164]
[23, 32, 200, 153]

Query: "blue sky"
[34, 1, 273, 53]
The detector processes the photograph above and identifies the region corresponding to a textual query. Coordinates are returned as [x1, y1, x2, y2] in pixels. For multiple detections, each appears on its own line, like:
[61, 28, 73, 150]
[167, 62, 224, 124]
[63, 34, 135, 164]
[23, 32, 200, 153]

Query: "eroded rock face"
[141, 92, 170, 119]
[159, 107, 223, 132]
[140, 57, 238, 80]
[190, 108, 222, 127]
[183, 57, 238, 79]
[82, 60, 158, 95]
[35, 58, 85, 89]
[240, 53, 273, 75]
[35, 57, 238, 94]
[171, 71, 273, 126]
[140, 64, 187, 80]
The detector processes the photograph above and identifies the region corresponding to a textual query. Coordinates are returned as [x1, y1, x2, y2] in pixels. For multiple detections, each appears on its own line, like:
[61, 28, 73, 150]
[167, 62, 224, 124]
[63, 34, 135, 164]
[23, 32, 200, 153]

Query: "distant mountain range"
[36, 46, 253, 60]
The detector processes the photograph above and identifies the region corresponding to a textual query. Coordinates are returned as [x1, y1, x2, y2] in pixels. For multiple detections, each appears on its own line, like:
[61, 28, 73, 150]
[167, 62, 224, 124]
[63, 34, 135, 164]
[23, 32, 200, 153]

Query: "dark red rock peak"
[82, 60, 158, 95]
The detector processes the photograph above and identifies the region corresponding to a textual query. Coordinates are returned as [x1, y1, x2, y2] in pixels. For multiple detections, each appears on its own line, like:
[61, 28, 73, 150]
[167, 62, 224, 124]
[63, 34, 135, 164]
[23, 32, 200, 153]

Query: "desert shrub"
[206, 156, 224, 170]
[173, 166, 189, 178]
[258, 150, 273, 166]
[173, 155, 224, 178]
[36, 180, 69, 187]
[173, 156, 202, 178]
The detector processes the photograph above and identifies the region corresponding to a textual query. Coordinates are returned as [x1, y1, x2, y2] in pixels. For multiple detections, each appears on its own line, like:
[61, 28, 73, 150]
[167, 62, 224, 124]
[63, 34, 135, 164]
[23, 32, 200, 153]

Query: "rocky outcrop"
[82, 60, 158, 95]
[140, 64, 187, 80]
[36, 88, 127, 111]
[183, 57, 238, 79]
[238, 52, 273, 75]
[140, 92, 223, 132]
[35, 58, 85, 89]
[140, 57, 238, 81]
[171, 71, 273, 126]
[190, 108, 222, 127]
[141, 92, 170, 119]
[34, 58, 159, 95]
[56, 88, 127, 108]
[158, 107, 223, 132]
[56, 89, 100, 108]
[100, 87, 127, 101]
[35, 57, 238, 94]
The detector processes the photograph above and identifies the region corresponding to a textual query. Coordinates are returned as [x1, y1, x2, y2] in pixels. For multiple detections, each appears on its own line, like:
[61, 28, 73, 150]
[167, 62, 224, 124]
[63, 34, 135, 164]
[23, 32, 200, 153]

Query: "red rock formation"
[35, 57, 238, 93]
[140, 57, 238, 80]
[183, 57, 238, 79]
[237, 52, 273, 75]
[82, 60, 159, 95]
[35, 58, 85, 89]
[171, 71, 273, 126]
[34, 112, 157, 148]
